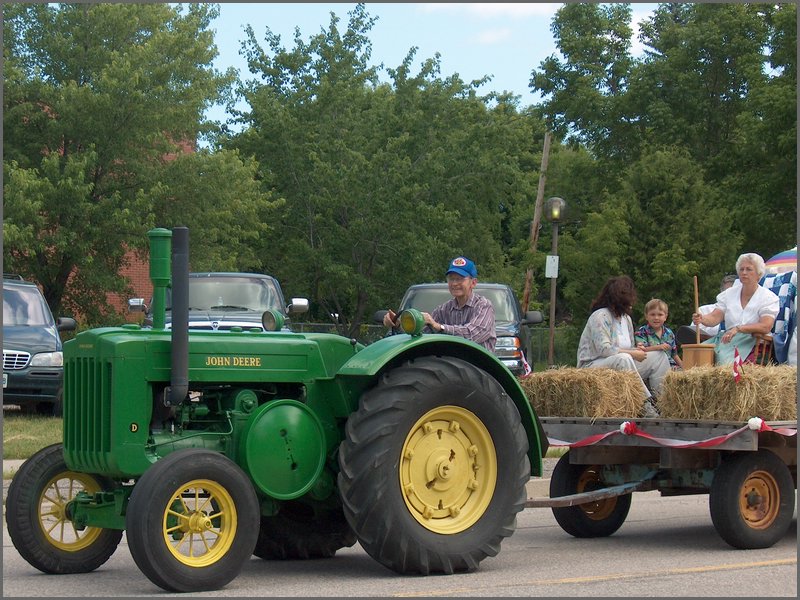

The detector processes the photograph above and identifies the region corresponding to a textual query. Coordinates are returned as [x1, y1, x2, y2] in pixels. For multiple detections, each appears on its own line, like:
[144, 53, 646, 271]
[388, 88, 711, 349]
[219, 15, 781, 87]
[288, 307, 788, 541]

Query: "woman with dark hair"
[577, 276, 670, 417]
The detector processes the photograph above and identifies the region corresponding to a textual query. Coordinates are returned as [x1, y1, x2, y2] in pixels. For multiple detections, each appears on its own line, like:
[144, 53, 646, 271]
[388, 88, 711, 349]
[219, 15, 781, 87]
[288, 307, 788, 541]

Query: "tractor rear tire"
[125, 449, 260, 593]
[5, 443, 122, 574]
[709, 449, 795, 549]
[338, 355, 529, 574]
[253, 502, 356, 559]
[550, 452, 632, 538]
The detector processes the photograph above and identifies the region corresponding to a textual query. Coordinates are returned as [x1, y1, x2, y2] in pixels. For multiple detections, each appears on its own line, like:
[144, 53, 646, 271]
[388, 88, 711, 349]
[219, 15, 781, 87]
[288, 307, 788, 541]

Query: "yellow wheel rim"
[162, 479, 238, 567]
[38, 471, 104, 551]
[739, 470, 781, 530]
[577, 467, 617, 521]
[400, 405, 497, 534]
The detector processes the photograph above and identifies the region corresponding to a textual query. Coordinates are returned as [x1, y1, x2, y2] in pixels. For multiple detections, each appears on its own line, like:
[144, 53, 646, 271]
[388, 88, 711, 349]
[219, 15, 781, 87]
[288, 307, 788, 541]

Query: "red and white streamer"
[547, 416, 797, 449]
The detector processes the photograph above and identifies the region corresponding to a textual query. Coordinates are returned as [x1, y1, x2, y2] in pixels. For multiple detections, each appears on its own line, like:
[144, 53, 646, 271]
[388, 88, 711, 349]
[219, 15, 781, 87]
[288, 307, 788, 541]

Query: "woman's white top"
[713, 284, 779, 327]
[615, 317, 632, 347]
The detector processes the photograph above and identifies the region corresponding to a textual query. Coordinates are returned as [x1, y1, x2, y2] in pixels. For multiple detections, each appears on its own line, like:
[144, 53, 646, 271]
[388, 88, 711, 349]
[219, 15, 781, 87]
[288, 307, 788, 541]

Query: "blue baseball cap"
[446, 256, 477, 278]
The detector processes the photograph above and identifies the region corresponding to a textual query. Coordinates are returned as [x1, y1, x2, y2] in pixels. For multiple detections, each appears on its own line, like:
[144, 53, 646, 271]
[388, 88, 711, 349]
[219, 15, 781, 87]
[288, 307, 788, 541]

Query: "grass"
[3, 411, 63, 460]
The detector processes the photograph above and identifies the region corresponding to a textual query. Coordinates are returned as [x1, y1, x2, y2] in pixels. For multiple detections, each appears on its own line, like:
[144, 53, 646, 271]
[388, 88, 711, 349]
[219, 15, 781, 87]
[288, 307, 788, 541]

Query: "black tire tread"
[550, 452, 632, 538]
[125, 449, 260, 593]
[5, 443, 122, 574]
[709, 449, 795, 549]
[338, 356, 529, 575]
[253, 504, 356, 559]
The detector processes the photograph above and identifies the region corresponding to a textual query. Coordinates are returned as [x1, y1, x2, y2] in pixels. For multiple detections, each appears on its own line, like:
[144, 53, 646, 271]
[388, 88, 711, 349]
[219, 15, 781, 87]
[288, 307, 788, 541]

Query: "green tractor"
[6, 227, 547, 593]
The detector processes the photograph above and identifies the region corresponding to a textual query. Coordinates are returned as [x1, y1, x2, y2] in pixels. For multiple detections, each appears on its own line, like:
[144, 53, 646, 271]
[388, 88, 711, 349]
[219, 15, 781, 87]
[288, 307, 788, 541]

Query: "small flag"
[732, 347, 743, 382]
[520, 352, 533, 378]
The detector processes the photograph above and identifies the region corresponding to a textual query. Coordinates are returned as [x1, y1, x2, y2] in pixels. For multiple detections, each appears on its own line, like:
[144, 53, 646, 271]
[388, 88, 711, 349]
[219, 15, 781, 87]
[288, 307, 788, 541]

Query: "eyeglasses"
[446, 274, 471, 283]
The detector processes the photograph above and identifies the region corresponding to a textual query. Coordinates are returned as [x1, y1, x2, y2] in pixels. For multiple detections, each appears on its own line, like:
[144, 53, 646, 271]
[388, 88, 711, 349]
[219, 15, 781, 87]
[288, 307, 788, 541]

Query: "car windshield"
[186, 277, 280, 312]
[3, 286, 54, 326]
[476, 289, 517, 324]
[402, 287, 517, 324]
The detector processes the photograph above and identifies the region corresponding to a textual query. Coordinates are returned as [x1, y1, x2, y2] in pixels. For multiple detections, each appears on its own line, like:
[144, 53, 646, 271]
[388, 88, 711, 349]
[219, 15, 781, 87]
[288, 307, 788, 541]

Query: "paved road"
[2, 459, 796, 597]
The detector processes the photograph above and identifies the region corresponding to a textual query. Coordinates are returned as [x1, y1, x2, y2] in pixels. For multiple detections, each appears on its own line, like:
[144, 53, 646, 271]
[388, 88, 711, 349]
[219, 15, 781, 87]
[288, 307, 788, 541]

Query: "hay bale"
[520, 367, 643, 419]
[658, 365, 797, 421]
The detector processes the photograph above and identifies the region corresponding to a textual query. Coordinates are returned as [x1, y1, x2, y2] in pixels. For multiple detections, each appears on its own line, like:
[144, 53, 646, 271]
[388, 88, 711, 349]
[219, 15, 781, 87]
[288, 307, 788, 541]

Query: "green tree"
[616, 147, 739, 324]
[2, 3, 249, 324]
[229, 4, 545, 333]
[715, 3, 797, 255]
[633, 3, 796, 258]
[560, 147, 739, 331]
[531, 2, 796, 335]
[530, 3, 636, 158]
[149, 149, 283, 272]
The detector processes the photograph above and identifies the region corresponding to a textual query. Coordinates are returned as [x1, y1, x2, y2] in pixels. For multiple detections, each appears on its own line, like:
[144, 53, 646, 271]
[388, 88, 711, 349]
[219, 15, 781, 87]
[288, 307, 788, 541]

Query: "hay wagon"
[519, 366, 796, 550]
[526, 416, 797, 550]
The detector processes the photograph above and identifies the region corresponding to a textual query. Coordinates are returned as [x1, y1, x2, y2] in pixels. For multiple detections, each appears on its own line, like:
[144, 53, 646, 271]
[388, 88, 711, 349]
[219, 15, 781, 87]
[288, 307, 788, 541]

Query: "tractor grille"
[63, 356, 113, 469]
[3, 351, 31, 370]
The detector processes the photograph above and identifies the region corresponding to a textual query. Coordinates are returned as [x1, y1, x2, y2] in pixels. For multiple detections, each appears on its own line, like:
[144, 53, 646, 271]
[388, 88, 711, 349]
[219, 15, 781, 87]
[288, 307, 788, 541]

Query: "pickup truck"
[376, 282, 543, 376]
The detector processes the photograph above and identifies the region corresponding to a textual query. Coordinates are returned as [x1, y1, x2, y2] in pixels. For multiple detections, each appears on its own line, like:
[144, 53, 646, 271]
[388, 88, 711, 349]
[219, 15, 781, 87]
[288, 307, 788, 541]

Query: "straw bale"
[657, 365, 797, 421]
[520, 367, 643, 419]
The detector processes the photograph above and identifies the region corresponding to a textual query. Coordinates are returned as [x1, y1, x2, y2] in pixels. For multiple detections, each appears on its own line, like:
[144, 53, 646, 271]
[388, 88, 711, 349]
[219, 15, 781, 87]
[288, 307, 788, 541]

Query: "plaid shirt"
[635, 324, 680, 367]
[431, 292, 496, 351]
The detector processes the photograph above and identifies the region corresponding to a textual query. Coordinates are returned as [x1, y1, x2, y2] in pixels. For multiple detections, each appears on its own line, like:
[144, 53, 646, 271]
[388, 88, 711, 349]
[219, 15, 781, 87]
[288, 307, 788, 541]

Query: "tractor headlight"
[398, 309, 425, 336]
[261, 309, 285, 332]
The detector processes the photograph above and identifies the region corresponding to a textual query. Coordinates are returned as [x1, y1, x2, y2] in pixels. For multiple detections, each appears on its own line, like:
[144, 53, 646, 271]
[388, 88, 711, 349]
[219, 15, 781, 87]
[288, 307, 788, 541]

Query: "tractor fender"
[337, 333, 546, 476]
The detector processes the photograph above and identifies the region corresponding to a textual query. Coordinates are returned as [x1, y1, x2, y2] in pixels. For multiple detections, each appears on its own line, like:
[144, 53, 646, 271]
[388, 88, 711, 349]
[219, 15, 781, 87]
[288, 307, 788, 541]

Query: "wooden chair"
[752, 333, 774, 366]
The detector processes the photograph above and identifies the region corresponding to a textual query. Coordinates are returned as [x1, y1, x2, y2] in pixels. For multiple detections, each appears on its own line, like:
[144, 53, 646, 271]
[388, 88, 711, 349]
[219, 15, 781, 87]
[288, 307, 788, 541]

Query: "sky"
[205, 2, 659, 127]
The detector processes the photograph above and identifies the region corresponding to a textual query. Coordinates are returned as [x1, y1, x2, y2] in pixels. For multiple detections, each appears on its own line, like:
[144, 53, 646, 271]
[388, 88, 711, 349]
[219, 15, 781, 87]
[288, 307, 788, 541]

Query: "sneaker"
[641, 397, 660, 418]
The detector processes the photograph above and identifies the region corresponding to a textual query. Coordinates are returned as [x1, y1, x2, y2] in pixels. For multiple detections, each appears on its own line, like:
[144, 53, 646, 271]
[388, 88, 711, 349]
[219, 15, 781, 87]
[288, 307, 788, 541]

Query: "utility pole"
[521, 130, 551, 313]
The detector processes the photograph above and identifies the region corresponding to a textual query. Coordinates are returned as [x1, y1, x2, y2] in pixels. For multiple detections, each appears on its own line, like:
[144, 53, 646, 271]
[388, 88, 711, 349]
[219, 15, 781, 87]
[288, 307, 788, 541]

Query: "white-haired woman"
[692, 253, 779, 364]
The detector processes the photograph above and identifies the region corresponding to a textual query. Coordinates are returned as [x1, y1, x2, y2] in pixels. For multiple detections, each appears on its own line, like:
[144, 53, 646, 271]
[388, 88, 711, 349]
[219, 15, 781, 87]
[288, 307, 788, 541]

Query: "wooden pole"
[547, 220, 559, 367]
[522, 130, 551, 312]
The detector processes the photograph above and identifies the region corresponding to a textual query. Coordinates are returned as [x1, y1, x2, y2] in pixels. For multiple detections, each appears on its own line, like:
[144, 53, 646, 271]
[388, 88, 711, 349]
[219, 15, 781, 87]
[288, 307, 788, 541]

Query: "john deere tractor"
[6, 227, 547, 593]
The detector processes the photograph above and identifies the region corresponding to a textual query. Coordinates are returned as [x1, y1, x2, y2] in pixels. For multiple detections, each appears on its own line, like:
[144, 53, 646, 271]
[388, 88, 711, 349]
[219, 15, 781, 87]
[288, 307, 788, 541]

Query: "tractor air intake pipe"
[167, 226, 189, 406]
[147, 228, 172, 331]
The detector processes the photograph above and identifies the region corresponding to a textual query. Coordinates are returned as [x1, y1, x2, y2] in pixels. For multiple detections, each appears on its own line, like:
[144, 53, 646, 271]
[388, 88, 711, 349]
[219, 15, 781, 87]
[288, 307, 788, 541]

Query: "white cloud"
[418, 2, 560, 19]
[475, 27, 514, 45]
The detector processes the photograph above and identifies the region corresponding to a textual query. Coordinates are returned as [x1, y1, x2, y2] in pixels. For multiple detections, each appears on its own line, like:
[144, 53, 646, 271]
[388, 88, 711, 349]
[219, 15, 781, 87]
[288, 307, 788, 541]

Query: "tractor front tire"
[550, 452, 632, 538]
[338, 356, 530, 574]
[253, 502, 356, 559]
[125, 449, 260, 593]
[5, 443, 122, 574]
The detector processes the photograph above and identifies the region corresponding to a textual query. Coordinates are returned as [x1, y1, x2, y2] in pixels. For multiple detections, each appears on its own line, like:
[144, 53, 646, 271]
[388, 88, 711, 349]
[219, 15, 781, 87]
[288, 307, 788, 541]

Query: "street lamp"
[545, 196, 566, 367]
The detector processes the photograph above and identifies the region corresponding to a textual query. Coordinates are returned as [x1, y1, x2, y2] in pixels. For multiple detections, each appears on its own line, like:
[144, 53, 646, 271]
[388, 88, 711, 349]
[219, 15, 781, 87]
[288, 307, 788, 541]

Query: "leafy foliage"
[2, 3, 246, 324]
[3, 2, 796, 352]
[532, 2, 795, 332]
[230, 5, 541, 334]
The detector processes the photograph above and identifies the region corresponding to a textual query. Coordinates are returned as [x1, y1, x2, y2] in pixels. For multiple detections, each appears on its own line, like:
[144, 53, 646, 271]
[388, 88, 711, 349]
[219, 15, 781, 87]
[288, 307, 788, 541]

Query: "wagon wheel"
[125, 449, 260, 592]
[5, 443, 122, 574]
[709, 449, 795, 549]
[550, 452, 632, 538]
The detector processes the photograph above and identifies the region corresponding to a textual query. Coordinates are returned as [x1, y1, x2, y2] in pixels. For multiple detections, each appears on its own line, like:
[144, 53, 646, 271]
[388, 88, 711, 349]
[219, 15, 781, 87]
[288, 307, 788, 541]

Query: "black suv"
[2, 274, 76, 415]
[128, 272, 309, 331]
[379, 282, 543, 376]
